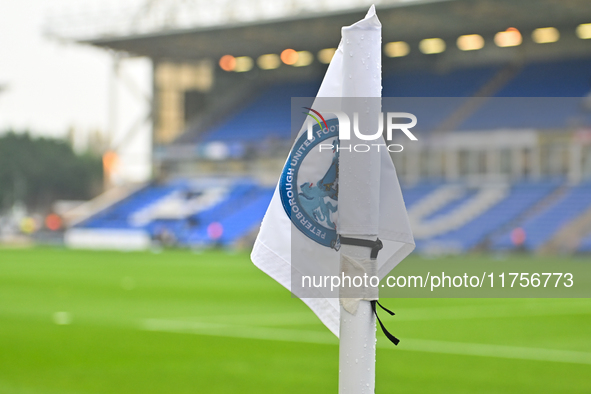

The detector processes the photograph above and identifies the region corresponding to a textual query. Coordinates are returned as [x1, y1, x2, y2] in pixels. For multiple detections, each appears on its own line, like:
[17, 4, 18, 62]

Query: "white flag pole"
[338, 5, 382, 394]
[338, 247, 378, 394]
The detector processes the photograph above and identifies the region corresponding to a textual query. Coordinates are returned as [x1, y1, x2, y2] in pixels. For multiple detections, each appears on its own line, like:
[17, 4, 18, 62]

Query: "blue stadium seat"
[215, 188, 275, 245]
[196, 58, 591, 143]
[199, 64, 501, 143]
[383, 65, 499, 97]
[578, 233, 591, 253]
[459, 58, 591, 131]
[418, 180, 559, 252]
[201, 82, 319, 143]
[495, 58, 591, 97]
[400, 182, 442, 208]
[182, 184, 272, 245]
[76, 179, 275, 247]
[423, 190, 477, 221]
[79, 185, 178, 229]
[491, 181, 591, 251]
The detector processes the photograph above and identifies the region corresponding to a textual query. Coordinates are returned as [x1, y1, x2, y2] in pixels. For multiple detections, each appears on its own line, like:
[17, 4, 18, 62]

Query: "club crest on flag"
[279, 117, 340, 249]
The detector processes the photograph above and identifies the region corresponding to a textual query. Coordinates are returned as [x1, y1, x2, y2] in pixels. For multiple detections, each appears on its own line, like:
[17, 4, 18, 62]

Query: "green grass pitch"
[0, 248, 590, 393]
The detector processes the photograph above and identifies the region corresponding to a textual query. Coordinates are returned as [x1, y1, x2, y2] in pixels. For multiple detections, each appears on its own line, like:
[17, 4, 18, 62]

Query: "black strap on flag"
[371, 300, 400, 346]
[338, 236, 399, 345]
[339, 236, 383, 259]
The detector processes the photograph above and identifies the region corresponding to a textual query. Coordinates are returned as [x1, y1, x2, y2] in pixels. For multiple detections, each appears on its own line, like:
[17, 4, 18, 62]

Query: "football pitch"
[1, 248, 590, 394]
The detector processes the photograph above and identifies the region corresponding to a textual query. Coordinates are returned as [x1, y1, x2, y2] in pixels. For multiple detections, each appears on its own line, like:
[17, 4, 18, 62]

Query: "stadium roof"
[78, 0, 591, 61]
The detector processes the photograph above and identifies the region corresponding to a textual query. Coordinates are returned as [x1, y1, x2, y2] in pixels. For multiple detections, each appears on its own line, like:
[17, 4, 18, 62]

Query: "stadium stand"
[58, 0, 591, 256]
[383, 65, 500, 98]
[413, 185, 508, 248]
[181, 185, 274, 246]
[79, 185, 179, 229]
[196, 64, 503, 144]
[400, 182, 442, 209]
[193, 57, 591, 145]
[74, 175, 586, 252]
[199, 82, 319, 143]
[76, 179, 274, 247]
[579, 233, 591, 253]
[444, 180, 560, 251]
[459, 58, 591, 131]
[491, 181, 591, 251]
[209, 189, 275, 245]
[422, 190, 478, 221]
[494, 58, 591, 97]
[74, 54, 591, 251]
[407, 180, 559, 251]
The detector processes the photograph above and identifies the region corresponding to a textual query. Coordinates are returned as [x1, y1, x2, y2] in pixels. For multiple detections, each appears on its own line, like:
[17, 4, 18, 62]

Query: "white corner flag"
[251, 5, 414, 339]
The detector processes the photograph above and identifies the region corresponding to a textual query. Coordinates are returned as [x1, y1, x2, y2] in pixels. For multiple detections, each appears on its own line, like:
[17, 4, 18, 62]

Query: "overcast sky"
[0, 0, 151, 182]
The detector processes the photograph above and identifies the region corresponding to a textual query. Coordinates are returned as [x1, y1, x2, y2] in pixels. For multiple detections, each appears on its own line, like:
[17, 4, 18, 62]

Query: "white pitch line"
[168, 299, 591, 326]
[142, 319, 336, 346]
[141, 318, 591, 366]
[167, 312, 318, 326]
[398, 338, 591, 365]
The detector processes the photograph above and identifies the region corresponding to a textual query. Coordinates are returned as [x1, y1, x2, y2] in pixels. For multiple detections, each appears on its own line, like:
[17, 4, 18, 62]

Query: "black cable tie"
[339, 236, 383, 259]
[376, 300, 395, 316]
[371, 300, 400, 346]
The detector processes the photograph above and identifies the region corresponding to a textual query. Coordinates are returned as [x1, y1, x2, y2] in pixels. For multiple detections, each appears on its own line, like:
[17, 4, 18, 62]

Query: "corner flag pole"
[338, 243, 379, 394]
[337, 5, 382, 393]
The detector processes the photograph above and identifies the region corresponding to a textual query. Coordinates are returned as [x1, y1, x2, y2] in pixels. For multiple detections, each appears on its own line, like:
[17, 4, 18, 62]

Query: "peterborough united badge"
[279, 118, 340, 249]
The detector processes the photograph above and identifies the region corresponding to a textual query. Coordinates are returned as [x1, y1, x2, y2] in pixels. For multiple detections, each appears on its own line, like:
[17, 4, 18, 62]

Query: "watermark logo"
[304, 108, 418, 152]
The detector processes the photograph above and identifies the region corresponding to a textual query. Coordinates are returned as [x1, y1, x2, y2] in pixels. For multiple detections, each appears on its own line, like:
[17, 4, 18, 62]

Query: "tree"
[0, 132, 103, 212]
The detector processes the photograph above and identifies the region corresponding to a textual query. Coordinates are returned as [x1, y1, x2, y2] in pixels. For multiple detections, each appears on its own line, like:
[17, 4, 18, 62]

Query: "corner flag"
[251, 5, 414, 337]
